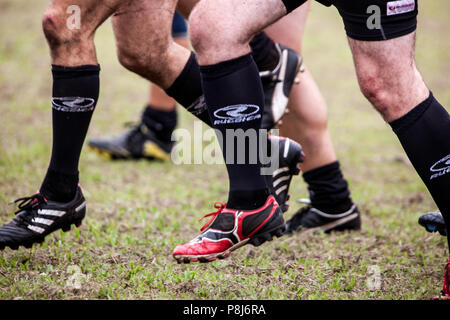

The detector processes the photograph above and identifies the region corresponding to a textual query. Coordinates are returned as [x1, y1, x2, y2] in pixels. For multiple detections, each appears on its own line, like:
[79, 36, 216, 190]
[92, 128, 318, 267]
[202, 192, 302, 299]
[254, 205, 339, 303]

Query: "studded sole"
[0, 219, 84, 251]
[288, 212, 360, 236]
[89, 146, 114, 160]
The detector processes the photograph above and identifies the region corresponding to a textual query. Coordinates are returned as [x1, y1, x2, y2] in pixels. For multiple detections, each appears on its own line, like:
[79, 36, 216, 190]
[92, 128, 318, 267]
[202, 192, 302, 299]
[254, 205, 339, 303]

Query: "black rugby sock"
[302, 161, 354, 214]
[40, 65, 100, 202]
[165, 53, 211, 125]
[200, 54, 269, 210]
[250, 32, 280, 73]
[165, 38, 280, 129]
[390, 92, 450, 250]
[142, 105, 177, 142]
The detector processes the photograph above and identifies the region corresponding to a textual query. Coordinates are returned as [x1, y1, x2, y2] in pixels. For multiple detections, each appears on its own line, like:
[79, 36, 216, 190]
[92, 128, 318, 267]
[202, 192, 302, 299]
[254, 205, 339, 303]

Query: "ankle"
[142, 105, 177, 142]
[40, 169, 78, 202]
[227, 188, 270, 210]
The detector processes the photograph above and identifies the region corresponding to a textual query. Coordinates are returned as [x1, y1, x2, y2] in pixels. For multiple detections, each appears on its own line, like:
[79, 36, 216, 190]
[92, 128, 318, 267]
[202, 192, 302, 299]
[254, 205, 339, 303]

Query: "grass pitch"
[0, 0, 449, 299]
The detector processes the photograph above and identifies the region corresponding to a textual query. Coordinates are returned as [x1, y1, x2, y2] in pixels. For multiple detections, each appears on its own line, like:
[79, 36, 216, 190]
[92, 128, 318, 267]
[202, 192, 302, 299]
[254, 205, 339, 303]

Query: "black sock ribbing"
[165, 37, 281, 129]
[390, 91, 450, 250]
[40, 64, 100, 202]
[303, 161, 353, 214]
[142, 105, 177, 142]
[200, 54, 269, 209]
[165, 53, 211, 125]
[250, 32, 280, 73]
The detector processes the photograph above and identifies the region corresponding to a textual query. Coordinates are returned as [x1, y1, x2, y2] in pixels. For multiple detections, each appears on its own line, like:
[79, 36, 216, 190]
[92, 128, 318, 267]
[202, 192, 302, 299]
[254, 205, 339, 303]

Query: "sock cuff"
[52, 64, 101, 79]
[40, 168, 79, 202]
[165, 52, 197, 97]
[302, 161, 353, 213]
[389, 91, 434, 135]
[200, 54, 253, 80]
[249, 33, 272, 61]
[142, 105, 178, 127]
[303, 161, 341, 182]
[227, 188, 270, 210]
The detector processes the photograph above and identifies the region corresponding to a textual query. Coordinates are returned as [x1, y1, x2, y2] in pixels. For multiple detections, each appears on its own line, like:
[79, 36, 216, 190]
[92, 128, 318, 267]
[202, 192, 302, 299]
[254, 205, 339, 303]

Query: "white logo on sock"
[52, 97, 95, 112]
[430, 153, 450, 180]
[187, 95, 207, 116]
[213, 104, 261, 125]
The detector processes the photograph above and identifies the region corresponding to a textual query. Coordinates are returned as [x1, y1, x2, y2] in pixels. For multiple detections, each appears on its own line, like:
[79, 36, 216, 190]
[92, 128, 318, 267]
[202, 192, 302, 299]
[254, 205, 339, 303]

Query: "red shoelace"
[199, 202, 226, 232]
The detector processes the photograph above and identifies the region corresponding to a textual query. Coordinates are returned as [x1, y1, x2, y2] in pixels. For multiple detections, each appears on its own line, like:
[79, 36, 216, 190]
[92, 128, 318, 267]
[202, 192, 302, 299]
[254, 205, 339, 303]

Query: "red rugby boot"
[433, 258, 450, 300]
[173, 195, 285, 263]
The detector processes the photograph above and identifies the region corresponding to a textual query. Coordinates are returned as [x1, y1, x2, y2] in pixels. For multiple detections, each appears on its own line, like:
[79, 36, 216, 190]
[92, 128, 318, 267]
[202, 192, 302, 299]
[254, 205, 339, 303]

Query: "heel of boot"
[249, 224, 286, 247]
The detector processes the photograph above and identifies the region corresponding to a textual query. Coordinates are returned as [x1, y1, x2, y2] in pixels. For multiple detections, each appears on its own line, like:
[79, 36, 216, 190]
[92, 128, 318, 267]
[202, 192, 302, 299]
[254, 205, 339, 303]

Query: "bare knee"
[357, 71, 393, 117]
[117, 47, 145, 74]
[189, 1, 250, 63]
[359, 72, 429, 122]
[349, 35, 429, 122]
[189, 9, 236, 53]
[117, 41, 169, 84]
[42, 9, 62, 46]
[42, 8, 87, 50]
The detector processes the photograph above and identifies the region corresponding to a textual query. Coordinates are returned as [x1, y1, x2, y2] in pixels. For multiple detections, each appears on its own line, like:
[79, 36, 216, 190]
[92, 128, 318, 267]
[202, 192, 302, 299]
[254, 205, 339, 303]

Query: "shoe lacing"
[199, 202, 226, 232]
[10, 194, 47, 226]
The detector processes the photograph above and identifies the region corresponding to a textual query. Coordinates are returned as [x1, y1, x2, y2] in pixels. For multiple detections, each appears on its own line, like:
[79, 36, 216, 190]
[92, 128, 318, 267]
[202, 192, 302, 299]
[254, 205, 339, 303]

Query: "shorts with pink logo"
[315, 0, 418, 41]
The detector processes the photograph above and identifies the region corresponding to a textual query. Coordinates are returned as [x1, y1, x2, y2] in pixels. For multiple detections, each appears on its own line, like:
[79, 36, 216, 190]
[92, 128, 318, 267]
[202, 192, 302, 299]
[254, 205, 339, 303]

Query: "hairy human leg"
[172, 0, 309, 262]
[266, 2, 358, 233]
[188, 0, 292, 202]
[111, 0, 300, 129]
[349, 33, 429, 122]
[147, 20, 190, 111]
[350, 32, 450, 247]
[326, 0, 450, 297]
[88, 12, 190, 161]
[111, 0, 215, 126]
[0, 0, 121, 250]
[189, 0, 288, 65]
[265, 2, 337, 172]
[40, 0, 121, 201]
[43, 0, 118, 65]
[112, 0, 190, 89]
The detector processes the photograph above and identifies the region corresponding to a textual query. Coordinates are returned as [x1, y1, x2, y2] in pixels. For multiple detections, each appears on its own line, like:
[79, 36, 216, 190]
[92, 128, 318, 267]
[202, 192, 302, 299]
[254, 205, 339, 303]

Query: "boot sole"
[0, 218, 84, 251]
[292, 213, 361, 236]
[89, 144, 170, 162]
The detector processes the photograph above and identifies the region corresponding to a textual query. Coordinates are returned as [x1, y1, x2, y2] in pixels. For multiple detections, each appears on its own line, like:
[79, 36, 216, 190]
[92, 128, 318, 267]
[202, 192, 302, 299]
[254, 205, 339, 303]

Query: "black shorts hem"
[329, 0, 418, 42]
[345, 23, 417, 41]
